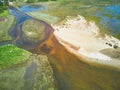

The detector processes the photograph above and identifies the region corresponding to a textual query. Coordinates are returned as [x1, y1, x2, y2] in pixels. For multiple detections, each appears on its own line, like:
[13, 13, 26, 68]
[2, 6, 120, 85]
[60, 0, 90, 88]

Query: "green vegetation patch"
[0, 10, 9, 17]
[0, 1, 8, 14]
[0, 44, 31, 70]
[0, 14, 15, 42]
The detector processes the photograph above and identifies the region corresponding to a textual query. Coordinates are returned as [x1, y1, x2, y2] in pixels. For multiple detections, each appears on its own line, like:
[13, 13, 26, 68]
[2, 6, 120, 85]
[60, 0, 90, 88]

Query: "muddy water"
[4, 6, 120, 90]
[33, 28, 120, 90]
[44, 34, 120, 90]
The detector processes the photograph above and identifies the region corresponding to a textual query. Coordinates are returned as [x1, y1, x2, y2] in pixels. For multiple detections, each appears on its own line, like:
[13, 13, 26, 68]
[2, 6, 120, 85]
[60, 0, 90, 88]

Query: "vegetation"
[0, 0, 8, 14]
[0, 44, 31, 70]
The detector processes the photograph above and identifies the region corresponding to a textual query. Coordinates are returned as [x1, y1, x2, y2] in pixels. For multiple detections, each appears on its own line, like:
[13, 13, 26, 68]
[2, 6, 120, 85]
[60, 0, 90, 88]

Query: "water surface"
[20, 5, 45, 12]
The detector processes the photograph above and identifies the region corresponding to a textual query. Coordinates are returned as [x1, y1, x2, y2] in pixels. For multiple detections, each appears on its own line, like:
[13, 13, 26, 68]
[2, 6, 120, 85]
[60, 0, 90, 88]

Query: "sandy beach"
[53, 15, 120, 69]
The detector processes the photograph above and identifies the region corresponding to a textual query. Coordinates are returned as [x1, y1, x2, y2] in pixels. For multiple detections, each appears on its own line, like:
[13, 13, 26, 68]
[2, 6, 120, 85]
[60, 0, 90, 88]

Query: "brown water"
[33, 29, 120, 90]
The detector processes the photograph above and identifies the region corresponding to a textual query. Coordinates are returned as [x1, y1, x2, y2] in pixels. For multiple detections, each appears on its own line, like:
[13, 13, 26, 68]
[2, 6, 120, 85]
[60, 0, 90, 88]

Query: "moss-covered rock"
[0, 45, 56, 90]
[0, 44, 31, 70]
[22, 19, 45, 42]
[24, 54, 56, 90]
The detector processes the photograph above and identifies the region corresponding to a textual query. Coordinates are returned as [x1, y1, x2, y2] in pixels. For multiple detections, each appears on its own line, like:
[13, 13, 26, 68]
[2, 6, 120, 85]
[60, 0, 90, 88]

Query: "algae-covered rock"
[22, 19, 45, 42]
[0, 44, 31, 70]
[24, 54, 56, 90]
[0, 45, 56, 90]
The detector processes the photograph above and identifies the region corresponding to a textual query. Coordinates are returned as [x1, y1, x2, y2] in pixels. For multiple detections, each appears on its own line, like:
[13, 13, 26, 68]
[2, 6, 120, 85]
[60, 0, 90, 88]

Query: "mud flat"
[53, 15, 120, 69]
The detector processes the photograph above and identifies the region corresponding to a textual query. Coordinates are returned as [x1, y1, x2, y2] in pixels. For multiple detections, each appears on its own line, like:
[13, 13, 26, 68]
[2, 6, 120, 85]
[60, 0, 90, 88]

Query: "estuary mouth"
[0, 1, 120, 90]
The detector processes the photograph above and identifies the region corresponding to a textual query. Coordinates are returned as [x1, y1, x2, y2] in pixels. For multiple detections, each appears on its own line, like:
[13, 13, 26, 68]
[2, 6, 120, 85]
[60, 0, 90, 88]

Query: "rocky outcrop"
[24, 54, 56, 90]
[0, 54, 56, 90]
[22, 19, 45, 42]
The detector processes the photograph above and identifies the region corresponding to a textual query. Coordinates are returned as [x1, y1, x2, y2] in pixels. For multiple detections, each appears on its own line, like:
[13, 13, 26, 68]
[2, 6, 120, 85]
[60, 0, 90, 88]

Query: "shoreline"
[53, 15, 120, 70]
[54, 34, 120, 70]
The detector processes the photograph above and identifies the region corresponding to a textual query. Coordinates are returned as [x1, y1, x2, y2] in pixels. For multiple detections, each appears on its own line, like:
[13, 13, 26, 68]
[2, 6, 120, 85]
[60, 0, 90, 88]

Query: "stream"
[1, 5, 120, 90]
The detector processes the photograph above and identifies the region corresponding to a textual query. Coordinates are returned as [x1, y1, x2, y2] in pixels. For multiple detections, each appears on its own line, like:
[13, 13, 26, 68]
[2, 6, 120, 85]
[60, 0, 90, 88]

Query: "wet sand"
[53, 15, 120, 69]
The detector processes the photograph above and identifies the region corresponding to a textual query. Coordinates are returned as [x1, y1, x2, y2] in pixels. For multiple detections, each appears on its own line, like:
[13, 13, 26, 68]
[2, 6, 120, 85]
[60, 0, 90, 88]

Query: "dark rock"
[106, 42, 112, 47]
[113, 45, 118, 49]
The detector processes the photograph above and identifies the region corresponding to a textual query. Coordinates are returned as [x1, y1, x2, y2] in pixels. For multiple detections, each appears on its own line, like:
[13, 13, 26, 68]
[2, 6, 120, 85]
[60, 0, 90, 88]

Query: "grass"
[0, 44, 31, 70]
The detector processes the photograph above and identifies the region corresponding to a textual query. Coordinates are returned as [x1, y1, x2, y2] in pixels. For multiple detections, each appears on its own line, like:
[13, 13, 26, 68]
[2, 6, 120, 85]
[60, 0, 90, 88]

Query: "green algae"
[0, 44, 31, 70]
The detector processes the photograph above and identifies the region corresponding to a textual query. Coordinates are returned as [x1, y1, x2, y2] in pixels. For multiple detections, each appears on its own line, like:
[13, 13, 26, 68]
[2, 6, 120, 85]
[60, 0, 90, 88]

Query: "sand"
[53, 15, 120, 69]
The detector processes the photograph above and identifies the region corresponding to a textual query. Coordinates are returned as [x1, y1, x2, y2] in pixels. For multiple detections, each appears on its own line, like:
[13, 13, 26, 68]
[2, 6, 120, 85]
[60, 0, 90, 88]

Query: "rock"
[106, 42, 112, 47]
[113, 44, 118, 49]
[22, 19, 45, 42]
[24, 54, 56, 90]
[0, 54, 57, 90]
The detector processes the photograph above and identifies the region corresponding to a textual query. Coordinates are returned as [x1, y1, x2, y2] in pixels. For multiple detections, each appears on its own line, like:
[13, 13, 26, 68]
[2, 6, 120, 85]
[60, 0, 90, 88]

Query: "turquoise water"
[20, 5, 45, 12]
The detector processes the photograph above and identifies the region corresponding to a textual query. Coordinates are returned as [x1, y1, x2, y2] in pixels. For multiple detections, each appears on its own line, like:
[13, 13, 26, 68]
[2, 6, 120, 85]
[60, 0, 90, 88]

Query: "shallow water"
[20, 5, 45, 12]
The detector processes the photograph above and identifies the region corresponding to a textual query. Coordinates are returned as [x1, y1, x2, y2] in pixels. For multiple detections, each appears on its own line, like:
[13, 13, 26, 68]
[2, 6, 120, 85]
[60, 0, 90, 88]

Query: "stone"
[22, 19, 45, 42]
[0, 54, 57, 90]
[113, 44, 118, 49]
